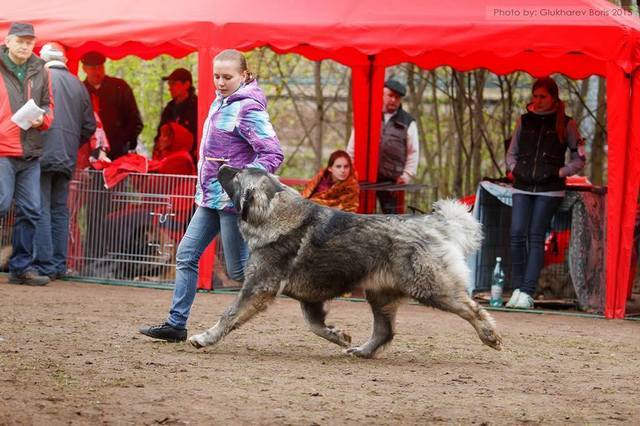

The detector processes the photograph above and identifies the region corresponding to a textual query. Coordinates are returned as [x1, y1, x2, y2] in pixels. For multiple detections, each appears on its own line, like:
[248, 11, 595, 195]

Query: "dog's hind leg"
[300, 301, 352, 348]
[189, 284, 277, 349]
[425, 291, 502, 351]
[346, 289, 401, 359]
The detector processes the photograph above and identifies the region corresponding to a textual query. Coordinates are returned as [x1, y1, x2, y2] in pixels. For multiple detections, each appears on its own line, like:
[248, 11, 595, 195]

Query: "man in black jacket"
[0, 22, 54, 286]
[155, 68, 198, 164]
[81, 51, 142, 160]
[33, 42, 96, 280]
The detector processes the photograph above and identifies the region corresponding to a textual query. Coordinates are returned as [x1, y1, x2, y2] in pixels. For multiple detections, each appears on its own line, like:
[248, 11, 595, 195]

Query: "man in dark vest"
[347, 78, 420, 213]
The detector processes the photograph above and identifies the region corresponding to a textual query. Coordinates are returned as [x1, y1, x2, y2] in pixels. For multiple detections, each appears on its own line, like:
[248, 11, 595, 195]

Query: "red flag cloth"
[92, 153, 148, 189]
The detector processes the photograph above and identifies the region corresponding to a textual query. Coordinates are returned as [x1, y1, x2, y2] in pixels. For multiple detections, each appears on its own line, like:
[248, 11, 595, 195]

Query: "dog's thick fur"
[189, 167, 502, 358]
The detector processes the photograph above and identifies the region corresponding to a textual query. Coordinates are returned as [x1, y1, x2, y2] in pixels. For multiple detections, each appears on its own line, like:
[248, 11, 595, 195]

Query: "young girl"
[140, 49, 284, 341]
[301, 150, 359, 212]
[505, 77, 586, 309]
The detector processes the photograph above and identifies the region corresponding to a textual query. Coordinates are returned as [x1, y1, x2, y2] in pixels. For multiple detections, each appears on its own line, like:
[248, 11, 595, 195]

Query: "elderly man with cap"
[0, 22, 54, 286]
[81, 51, 143, 161]
[155, 67, 198, 164]
[32, 42, 97, 280]
[347, 78, 420, 213]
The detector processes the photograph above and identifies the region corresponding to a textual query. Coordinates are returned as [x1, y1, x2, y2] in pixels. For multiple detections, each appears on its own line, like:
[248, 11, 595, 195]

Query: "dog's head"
[218, 166, 286, 223]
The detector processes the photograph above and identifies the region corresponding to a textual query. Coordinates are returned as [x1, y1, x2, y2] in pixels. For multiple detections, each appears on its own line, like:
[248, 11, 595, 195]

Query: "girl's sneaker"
[505, 289, 521, 308]
[512, 291, 535, 309]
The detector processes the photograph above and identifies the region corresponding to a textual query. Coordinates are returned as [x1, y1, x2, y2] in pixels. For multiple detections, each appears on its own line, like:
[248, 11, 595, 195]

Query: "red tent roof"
[1, 0, 638, 76]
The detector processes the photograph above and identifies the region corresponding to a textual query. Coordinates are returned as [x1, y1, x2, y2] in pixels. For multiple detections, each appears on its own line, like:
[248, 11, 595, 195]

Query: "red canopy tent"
[2, 0, 639, 317]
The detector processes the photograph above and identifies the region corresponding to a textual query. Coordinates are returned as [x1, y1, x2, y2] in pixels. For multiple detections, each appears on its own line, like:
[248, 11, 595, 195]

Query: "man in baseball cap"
[346, 77, 420, 213]
[80, 50, 142, 160]
[162, 68, 192, 83]
[155, 67, 198, 163]
[1, 22, 55, 285]
[80, 51, 106, 66]
[7, 22, 35, 37]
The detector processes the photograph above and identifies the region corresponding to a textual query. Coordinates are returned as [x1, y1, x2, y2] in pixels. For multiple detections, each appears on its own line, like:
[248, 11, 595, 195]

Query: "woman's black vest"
[378, 107, 415, 181]
[512, 112, 570, 192]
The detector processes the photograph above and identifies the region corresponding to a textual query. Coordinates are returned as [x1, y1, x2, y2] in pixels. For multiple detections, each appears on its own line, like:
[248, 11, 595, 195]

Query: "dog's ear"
[241, 188, 255, 222]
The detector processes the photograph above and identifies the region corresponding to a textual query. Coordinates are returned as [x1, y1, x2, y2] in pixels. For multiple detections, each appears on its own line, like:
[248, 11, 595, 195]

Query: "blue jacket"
[41, 62, 96, 177]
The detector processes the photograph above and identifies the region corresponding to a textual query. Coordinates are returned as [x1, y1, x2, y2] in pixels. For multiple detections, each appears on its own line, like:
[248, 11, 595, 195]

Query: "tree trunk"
[471, 70, 486, 187]
[452, 70, 467, 196]
[620, 0, 632, 11]
[572, 78, 591, 124]
[345, 74, 353, 146]
[431, 70, 444, 200]
[313, 61, 324, 171]
[591, 77, 606, 185]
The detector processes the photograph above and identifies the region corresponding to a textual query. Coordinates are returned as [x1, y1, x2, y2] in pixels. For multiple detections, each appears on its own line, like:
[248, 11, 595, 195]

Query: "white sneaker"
[505, 289, 521, 308]
[512, 291, 534, 309]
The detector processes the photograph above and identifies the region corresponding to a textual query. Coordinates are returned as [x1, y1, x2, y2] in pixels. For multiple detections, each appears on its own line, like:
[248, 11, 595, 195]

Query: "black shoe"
[47, 272, 67, 281]
[139, 323, 187, 342]
[8, 270, 50, 286]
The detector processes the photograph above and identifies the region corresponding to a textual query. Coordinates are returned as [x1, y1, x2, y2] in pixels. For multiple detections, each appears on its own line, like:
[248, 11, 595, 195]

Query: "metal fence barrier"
[1, 170, 437, 289]
[64, 170, 196, 286]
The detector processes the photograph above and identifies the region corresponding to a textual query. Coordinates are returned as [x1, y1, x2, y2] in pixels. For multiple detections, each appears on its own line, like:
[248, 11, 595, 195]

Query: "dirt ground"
[1, 278, 639, 425]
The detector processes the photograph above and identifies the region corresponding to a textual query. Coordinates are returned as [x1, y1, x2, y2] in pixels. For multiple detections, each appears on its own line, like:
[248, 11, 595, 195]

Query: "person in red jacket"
[0, 22, 54, 286]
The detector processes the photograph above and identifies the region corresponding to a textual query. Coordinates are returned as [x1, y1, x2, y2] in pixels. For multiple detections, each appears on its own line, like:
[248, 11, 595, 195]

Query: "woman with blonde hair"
[140, 49, 283, 342]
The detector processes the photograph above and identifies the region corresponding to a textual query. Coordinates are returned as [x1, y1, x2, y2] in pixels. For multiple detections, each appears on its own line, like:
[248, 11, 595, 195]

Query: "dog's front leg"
[189, 282, 277, 349]
[301, 301, 352, 348]
[346, 289, 401, 358]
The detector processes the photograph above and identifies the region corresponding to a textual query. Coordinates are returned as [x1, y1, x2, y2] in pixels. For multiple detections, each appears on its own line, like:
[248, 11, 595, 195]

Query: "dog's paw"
[481, 327, 503, 351]
[188, 334, 206, 349]
[328, 326, 352, 347]
[344, 346, 374, 359]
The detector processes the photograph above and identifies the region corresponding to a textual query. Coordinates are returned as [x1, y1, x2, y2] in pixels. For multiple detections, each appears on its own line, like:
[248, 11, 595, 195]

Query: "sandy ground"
[1, 278, 639, 425]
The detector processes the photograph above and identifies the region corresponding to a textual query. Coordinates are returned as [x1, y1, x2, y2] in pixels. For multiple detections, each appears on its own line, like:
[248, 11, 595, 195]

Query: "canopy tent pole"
[351, 55, 385, 213]
[196, 46, 217, 290]
[629, 69, 640, 294]
[616, 68, 640, 316]
[604, 63, 636, 318]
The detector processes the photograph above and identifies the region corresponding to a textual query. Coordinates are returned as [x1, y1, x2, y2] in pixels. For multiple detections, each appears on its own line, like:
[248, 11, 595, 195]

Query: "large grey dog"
[189, 166, 502, 358]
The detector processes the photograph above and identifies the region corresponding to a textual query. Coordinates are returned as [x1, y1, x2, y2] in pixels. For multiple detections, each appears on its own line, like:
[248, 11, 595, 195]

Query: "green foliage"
[80, 50, 604, 209]
[80, 54, 198, 154]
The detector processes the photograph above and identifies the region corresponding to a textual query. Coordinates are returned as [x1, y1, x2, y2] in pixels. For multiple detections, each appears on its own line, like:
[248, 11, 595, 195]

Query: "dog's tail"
[431, 199, 483, 257]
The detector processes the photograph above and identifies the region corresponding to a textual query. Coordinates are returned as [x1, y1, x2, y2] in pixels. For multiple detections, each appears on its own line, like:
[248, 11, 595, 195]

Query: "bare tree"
[313, 61, 325, 170]
[591, 77, 607, 184]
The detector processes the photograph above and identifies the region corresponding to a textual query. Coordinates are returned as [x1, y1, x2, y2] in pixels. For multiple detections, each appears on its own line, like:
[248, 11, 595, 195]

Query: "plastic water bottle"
[490, 257, 505, 307]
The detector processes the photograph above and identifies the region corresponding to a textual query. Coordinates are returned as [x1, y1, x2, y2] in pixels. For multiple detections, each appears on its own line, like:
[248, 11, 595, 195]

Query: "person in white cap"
[32, 42, 97, 280]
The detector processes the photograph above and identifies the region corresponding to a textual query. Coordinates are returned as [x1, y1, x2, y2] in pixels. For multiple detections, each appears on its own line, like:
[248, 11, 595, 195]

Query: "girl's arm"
[506, 118, 522, 172]
[238, 103, 284, 173]
[560, 119, 586, 177]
